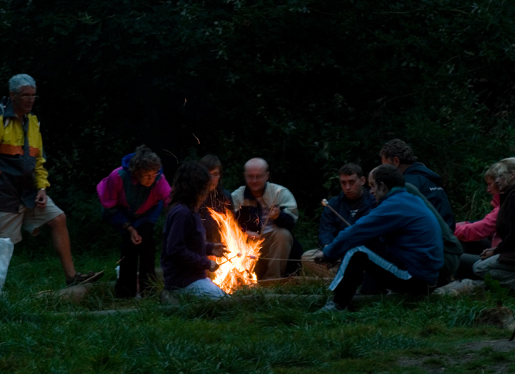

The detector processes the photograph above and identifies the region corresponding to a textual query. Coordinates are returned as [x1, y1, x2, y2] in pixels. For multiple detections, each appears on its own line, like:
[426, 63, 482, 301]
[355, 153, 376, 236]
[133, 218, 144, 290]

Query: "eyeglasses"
[140, 172, 158, 180]
[18, 94, 39, 101]
[245, 173, 267, 181]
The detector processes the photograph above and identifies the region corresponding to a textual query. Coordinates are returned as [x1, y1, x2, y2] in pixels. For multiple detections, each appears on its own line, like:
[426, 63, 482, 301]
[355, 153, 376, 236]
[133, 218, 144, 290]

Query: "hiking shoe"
[315, 300, 343, 313]
[66, 271, 104, 287]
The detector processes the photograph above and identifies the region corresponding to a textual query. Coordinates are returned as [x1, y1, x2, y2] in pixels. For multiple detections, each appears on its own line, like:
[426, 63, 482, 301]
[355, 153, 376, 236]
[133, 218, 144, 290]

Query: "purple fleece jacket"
[161, 203, 215, 289]
[97, 153, 172, 230]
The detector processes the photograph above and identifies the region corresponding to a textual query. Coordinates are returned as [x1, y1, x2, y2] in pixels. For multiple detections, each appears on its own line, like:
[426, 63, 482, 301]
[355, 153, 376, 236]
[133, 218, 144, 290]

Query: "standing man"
[232, 158, 299, 279]
[380, 139, 455, 231]
[302, 163, 376, 276]
[0, 74, 103, 286]
[315, 164, 443, 311]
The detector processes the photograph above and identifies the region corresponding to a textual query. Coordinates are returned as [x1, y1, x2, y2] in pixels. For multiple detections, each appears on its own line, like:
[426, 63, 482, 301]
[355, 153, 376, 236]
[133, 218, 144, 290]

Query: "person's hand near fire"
[246, 206, 281, 241]
[209, 243, 228, 272]
[313, 248, 339, 269]
[246, 230, 260, 240]
[269, 206, 281, 220]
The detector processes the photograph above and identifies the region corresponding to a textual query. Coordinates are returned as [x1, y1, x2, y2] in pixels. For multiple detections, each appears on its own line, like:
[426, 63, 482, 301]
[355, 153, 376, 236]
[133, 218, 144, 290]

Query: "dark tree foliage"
[1, 0, 515, 221]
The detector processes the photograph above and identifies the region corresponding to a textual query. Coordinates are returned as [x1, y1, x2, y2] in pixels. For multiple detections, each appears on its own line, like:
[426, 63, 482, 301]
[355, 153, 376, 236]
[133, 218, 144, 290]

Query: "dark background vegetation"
[2, 0, 515, 248]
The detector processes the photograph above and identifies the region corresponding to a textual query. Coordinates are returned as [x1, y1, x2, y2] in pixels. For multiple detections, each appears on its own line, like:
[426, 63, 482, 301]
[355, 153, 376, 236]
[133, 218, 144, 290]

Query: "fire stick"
[321, 199, 351, 227]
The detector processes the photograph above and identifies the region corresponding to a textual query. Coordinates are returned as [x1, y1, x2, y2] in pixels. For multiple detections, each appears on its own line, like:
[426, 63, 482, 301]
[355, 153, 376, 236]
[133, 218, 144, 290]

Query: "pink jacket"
[454, 194, 501, 247]
[97, 167, 172, 214]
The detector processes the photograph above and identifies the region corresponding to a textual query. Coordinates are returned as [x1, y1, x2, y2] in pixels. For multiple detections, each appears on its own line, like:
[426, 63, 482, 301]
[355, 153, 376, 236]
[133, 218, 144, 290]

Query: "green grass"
[2, 221, 515, 373]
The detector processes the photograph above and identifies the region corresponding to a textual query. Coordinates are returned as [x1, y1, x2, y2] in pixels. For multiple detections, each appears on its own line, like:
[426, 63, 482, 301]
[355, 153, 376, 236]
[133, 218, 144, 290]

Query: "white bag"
[0, 238, 14, 292]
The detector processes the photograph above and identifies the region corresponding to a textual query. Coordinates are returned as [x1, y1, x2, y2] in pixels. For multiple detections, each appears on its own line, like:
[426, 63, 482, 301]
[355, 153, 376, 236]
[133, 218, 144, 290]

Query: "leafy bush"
[1, 0, 515, 237]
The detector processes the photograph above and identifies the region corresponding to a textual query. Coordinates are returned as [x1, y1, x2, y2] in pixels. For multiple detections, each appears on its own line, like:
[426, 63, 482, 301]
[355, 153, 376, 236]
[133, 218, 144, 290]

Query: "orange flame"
[208, 208, 263, 293]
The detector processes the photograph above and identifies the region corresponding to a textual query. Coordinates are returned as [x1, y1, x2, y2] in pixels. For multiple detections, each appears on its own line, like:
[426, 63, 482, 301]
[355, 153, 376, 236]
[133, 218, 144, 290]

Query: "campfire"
[208, 208, 264, 293]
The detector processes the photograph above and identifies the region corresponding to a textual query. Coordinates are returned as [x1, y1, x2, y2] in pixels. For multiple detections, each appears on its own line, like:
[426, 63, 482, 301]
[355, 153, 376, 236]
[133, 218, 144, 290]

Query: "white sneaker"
[315, 300, 342, 313]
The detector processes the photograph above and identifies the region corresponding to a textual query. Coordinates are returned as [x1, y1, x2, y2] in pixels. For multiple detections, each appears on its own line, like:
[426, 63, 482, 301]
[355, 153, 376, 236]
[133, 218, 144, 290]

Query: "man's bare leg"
[46, 213, 76, 280]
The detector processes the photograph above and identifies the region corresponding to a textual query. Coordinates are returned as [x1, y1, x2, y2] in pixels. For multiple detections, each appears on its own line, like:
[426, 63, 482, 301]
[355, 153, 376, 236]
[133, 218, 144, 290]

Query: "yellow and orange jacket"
[0, 99, 50, 212]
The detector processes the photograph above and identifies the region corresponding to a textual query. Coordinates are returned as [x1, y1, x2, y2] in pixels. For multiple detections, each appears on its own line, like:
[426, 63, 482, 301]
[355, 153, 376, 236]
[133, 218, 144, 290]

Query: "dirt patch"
[397, 340, 515, 373]
[461, 339, 515, 352]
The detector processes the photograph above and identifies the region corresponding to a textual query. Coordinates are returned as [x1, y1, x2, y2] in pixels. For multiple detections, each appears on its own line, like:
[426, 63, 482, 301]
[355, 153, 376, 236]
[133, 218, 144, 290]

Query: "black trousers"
[115, 222, 157, 298]
[333, 251, 431, 309]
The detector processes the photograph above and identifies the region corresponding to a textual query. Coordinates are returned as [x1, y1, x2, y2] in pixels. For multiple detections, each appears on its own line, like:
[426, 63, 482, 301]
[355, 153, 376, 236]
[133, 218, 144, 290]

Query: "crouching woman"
[97, 145, 172, 298]
[161, 161, 227, 300]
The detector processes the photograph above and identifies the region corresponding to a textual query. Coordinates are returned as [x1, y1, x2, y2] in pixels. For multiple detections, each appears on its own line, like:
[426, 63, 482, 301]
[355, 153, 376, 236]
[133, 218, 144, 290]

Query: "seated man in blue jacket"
[302, 163, 376, 277]
[315, 164, 444, 311]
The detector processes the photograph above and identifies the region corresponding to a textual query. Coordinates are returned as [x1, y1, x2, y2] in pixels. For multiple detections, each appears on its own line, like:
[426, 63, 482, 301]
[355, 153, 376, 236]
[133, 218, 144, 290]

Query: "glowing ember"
[208, 208, 264, 293]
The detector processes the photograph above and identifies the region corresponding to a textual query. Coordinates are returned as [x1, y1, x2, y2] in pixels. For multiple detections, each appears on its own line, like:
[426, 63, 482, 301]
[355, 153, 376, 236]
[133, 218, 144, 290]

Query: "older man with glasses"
[0, 74, 103, 287]
[232, 157, 301, 279]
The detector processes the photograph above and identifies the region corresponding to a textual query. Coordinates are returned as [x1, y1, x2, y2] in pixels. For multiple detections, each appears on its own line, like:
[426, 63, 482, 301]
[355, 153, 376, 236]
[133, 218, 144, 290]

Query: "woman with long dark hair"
[161, 161, 227, 299]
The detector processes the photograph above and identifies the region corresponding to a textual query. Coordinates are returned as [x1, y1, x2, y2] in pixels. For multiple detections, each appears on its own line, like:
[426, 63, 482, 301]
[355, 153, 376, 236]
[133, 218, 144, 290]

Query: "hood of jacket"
[404, 162, 442, 185]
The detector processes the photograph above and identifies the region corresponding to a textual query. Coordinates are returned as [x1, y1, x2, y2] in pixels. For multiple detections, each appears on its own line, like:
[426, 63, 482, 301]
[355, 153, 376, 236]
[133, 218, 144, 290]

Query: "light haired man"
[232, 158, 300, 279]
[0, 74, 102, 286]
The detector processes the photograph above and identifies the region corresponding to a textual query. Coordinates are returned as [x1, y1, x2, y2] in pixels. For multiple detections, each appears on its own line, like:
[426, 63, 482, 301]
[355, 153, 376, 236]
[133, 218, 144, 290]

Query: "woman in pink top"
[455, 165, 501, 250]
[97, 145, 172, 298]
[455, 164, 500, 279]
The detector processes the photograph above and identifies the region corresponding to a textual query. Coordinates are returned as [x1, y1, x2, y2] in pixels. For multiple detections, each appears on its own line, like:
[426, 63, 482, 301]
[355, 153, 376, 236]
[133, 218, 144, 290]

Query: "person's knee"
[472, 260, 487, 277]
[47, 213, 67, 228]
[270, 228, 293, 246]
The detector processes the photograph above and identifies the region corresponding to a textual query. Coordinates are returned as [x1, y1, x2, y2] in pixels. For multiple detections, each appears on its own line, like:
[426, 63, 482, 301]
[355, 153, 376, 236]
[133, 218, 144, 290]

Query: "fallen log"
[35, 283, 96, 303]
[257, 276, 332, 287]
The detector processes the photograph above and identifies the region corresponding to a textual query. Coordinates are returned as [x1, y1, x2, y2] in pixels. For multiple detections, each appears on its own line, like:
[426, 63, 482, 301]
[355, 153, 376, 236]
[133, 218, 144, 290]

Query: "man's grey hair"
[9, 74, 36, 93]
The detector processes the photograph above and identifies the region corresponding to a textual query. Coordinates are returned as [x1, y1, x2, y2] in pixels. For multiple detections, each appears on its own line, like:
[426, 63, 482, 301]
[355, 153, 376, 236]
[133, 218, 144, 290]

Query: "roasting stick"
[219, 255, 308, 263]
[321, 199, 351, 227]
[227, 199, 349, 264]
[319, 199, 351, 269]
[218, 199, 348, 267]
[219, 252, 243, 265]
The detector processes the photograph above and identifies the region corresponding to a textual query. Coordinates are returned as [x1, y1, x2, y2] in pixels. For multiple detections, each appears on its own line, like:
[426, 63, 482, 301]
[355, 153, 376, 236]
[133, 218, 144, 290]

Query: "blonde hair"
[484, 163, 498, 180]
[492, 157, 515, 180]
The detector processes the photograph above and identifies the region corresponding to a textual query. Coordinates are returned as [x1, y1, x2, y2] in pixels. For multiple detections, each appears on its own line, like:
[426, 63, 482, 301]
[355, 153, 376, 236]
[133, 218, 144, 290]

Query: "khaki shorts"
[0, 197, 64, 244]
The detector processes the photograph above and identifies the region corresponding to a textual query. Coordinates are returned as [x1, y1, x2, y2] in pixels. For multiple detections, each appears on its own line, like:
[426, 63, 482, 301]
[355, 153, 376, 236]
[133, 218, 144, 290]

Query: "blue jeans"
[178, 278, 228, 300]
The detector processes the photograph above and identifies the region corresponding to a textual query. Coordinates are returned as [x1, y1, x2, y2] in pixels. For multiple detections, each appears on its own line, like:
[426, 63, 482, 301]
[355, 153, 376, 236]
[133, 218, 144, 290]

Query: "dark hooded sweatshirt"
[403, 162, 455, 231]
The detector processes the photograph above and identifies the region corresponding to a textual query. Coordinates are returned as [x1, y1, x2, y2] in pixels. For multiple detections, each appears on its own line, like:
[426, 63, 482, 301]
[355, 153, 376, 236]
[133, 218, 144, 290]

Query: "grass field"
[2, 231, 515, 374]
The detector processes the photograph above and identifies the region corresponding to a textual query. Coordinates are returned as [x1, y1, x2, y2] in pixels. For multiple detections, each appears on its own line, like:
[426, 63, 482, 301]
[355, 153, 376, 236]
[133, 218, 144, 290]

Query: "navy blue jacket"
[404, 162, 455, 231]
[161, 204, 214, 289]
[323, 187, 444, 284]
[319, 190, 376, 247]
